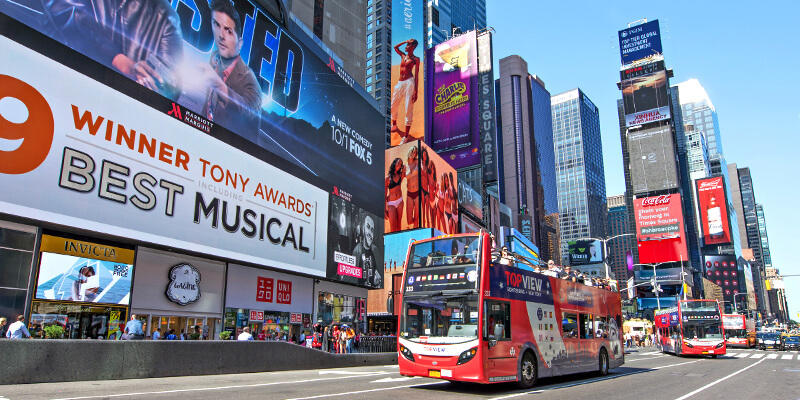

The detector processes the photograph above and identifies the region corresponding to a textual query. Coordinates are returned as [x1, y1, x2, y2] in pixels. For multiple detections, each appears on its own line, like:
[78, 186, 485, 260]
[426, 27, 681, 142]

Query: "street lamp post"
[633, 262, 674, 311]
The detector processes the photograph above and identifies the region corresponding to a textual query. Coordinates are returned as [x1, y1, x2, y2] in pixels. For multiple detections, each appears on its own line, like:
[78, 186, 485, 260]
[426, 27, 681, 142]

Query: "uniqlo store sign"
[226, 264, 312, 313]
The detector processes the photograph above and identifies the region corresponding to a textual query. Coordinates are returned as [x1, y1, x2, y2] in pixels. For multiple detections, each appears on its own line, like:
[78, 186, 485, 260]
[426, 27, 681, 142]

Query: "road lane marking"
[735, 353, 750, 358]
[370, 377, 419, 383]
[766, 354, 778, 359]
[640, 351, 662, 355]
[750, 353, 764, 359]
[781, 355, 794, 360]
[725, 353, 738, 357]
[283, 382, 443, 400]
[487, 360, 702, 400]
[49, 372, 394, 400]
[673, 357, 768, 400]
[625, 355, 667, 362]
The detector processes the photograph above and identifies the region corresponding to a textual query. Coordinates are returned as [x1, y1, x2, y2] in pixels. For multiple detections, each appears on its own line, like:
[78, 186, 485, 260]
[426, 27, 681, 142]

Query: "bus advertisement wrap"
[389, 0, 425, 146]
[0, 34, 331, 277]
[0, 2, 384, 216]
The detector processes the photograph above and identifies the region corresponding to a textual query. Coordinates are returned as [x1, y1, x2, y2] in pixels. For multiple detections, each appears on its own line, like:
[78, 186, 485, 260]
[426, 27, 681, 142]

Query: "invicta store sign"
[0, 36, 328, 278]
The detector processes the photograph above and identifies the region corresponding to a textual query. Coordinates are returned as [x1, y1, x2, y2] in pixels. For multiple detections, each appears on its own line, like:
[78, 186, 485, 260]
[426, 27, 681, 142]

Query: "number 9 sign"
[0, 75, 54, 174]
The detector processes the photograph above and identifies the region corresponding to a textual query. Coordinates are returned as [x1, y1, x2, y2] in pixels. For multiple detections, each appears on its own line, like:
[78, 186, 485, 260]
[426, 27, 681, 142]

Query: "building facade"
[551, 89, 608, 263]
[607, 194, 636, 295]
[425, 0, 487, 48]
[676, 79, 725, 175]
[495, 56, 559, 262]
[290, 0, 368, 86]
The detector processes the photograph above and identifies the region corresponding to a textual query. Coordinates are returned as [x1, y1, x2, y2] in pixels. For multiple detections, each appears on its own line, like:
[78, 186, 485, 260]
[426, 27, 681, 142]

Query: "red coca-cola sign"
[640, 195, 671, 207]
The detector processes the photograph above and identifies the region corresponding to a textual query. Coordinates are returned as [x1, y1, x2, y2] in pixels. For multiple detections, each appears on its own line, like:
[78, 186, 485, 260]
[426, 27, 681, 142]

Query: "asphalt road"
[3, 347, 800, 400]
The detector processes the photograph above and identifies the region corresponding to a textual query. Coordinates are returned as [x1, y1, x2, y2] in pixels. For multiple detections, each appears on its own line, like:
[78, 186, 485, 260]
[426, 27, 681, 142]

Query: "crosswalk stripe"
[726, 353, 738, 357]
[766, 354, 778, 359]
[781, 355, 794, 360]
[750, 353, 764, 359]
[736, 353, 750, 358]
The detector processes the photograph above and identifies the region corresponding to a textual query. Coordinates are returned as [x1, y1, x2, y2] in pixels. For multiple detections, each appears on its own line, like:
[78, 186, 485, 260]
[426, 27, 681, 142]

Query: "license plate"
[429, 370, 441, 378]
[702, 351, 709, 354]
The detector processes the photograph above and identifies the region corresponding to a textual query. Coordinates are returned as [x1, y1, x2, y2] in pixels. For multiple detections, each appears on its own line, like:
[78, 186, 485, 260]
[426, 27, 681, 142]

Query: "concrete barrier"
[0, 340, 398, 385]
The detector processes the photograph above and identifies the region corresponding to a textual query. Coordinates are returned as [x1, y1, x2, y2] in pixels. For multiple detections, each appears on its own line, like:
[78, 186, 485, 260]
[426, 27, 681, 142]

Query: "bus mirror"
[488, 335, 497, 348]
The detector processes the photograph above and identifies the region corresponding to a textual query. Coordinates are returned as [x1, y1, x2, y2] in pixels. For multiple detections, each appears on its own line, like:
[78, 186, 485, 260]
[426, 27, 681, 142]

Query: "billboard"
[460, 213, 483, 233]
[0, 1, 383, 216]
[384, 228, 440, 272]
[0, 34, 333, 278]
[696, 176, 733, 245]
[477, 31, 498, 182]
[633, 194, 688, 263]
[327, 191, 384, 288]
[621, 69, 670, 127]
[568, 240, 603, 265]
[35, 235, 135, 305]
[390, 0, 425, 146]
[704, 254, 739, 297]
[618, 20, 662, 65]
[458, 180, 483, 220]
[627, 125, 679, 194]
[385, 141, 458, 234]
[634, 267, 685, 285]
[620, 60, 665, 81]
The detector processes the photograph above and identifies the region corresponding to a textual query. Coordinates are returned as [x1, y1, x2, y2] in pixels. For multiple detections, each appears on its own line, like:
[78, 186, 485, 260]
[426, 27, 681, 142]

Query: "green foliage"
[219, 331, 232, 340]
[43, 325, 65, 339]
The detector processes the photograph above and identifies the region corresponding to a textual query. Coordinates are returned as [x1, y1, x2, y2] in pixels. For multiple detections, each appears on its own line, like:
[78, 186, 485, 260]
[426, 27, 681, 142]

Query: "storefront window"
[317, 292, 366, 330]
[29, 301, 127, 339]
[223, 308, 311, 341]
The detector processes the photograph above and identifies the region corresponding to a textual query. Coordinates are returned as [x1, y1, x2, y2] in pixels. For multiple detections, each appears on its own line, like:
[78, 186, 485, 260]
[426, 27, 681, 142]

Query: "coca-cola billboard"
[633, 194, 688, 263]
[696, 176, 732, 246]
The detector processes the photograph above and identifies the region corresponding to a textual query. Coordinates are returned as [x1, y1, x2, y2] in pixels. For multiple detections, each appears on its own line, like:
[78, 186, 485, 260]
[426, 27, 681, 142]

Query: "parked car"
[782, 335, 800, 351]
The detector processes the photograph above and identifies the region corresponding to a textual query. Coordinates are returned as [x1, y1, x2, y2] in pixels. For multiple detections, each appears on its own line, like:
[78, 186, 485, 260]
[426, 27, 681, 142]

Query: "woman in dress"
[385, 157, 406, 231]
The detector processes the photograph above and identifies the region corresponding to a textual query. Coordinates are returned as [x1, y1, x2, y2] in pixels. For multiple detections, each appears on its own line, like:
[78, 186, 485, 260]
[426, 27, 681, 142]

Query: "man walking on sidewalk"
[6, 315, 31, 339]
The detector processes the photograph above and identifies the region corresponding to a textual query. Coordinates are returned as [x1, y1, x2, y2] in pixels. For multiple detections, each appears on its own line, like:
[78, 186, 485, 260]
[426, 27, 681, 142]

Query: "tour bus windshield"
[400, 294, 479, 344]
[408, 236, 480, 269]
[682, 320, 723, 339]
[681, 301, 719, 312]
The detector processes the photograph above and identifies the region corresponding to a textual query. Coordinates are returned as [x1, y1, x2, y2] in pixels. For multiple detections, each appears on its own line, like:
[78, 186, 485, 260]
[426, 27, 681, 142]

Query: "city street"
[3, 348, 800, 400]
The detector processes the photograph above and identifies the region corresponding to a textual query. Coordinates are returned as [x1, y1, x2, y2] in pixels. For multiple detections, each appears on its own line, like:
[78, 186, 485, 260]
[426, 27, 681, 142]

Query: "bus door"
[559, 311, 581, 373]
[579, 313, 596, 370]
[485, 300, 516, 379]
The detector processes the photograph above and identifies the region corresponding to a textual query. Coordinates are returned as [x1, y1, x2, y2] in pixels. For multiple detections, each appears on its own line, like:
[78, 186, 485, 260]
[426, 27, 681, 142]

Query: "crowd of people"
[494, 246, 617, 291]
[624, 331, 656, 348]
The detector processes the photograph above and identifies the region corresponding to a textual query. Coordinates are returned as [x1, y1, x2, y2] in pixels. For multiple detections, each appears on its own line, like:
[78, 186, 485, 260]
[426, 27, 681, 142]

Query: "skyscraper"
[290, 0, 367, 86]
[364, 0, 395, 145]
[551, 89, 607, 263]
[607, 194, 636, 295]
[677, 79, 725, 174]
[426, 0, 487, 48]
[756, 204, 772, 268]
[495, 55, 559, 263]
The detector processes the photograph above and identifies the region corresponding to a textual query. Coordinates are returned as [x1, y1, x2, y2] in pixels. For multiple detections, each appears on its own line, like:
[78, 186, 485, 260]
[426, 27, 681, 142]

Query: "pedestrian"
[346, 326, 355, 353]
[237, 327, 254, 341]
[0, 317, 7, 339]
[333, 326, 340, 353]
[5, 315, 31, 339]
[123, 314, 145, 340]
[322, 326, 330, 352]
[152, 328, 161, 340]
[166, 329, 178, 340]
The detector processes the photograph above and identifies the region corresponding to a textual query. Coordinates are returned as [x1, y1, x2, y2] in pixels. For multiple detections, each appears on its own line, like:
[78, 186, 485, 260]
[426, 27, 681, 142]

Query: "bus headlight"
[399, 345, 415, 362]
[457, 347, 478, 365]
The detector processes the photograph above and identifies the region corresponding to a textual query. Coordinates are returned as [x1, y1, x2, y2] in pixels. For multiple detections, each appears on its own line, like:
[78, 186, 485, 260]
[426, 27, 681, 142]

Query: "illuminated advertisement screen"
[385, 141, 458, 234]
[627, 125, 679, 194]
[0, 1, 383, 214]
[460, 213, 483, 233]
[0, 29, 336, 278]
[568, 240, 603, 265]
[620, 60, 665, 81]
[390, 0, 425, 146]
[384, 228, 441, 272]
[696, 176, 732, 245]
[458, 180, 483, 220]
[703, 254, 739, 298]
[426, 31, 479, 165]
[621, 69, 670, 127]
[618, 20, 662, 65]
[327, 192, 384, 288]
[633, 194, 688, 263]
[35, 236, 135, 305]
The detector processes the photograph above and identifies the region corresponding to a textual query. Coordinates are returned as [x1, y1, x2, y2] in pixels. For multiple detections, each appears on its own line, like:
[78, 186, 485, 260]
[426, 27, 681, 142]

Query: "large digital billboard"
[458, 180, 483, 220]
[0, 32, 333, 278]
[634, 267, 685, 285]
[621, 69, 670, 127]
[704, 255, 739, 298]
[384, 140, 458, 234]
[627, 125, 679, 194]
[327, 190, 384, 288]
[0, 0, 383, 214]
[390, 0, 425, 146]
[696, 176, 733, 246]
[568, 240, 603, 266]
[634, 194, 688, 264]
[618, 20, 662, 65]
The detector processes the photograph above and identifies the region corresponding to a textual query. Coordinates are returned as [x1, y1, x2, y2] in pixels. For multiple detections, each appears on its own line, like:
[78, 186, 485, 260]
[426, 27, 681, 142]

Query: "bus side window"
[579, 314, 593, 340]
[485, 301, 511, 340]
[562, 312, 578, 338]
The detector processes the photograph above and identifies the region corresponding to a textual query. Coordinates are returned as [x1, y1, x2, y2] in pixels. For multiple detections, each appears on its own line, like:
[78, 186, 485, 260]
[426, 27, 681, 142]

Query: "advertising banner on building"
[627, 125, 678, 194]
[225, 263, 313, 314]
[0, 34, 331, 277]
[618, 20, 662, 65]
[696, 176, 733, 246]
[704, 254, 739, 298]
[425, 31, 481, 169]
[390, 0, 425, 146]
[567, 240, 603, 266]
[460, 213, 483, 233]
[0, 4, 383, 213]
[35, 235, 135, 305]
[621, 69, 670, 127]
[633, 194, 688, 263]
[477, 31, 498, 182]
[458, 180, 483, 220]
[327, 190, 384, 288]
[634, 267, 685, 285]
[385, 141, 458, 234]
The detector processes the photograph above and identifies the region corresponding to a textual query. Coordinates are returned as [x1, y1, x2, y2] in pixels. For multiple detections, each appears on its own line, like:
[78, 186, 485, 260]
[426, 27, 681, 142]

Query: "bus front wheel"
[518, 351, 537, 388]
[598, 349, 609, 376]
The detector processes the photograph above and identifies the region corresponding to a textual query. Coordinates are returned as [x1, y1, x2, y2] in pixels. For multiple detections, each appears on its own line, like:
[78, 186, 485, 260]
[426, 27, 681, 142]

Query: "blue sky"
[487, 0, 800, 320]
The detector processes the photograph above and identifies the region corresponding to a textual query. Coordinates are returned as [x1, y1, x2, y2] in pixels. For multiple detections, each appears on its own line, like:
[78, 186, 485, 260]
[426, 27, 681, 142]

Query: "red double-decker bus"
[397, 232, 624, 387]
[654, 300, 726, 357]
[722, 314, 755, 348]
